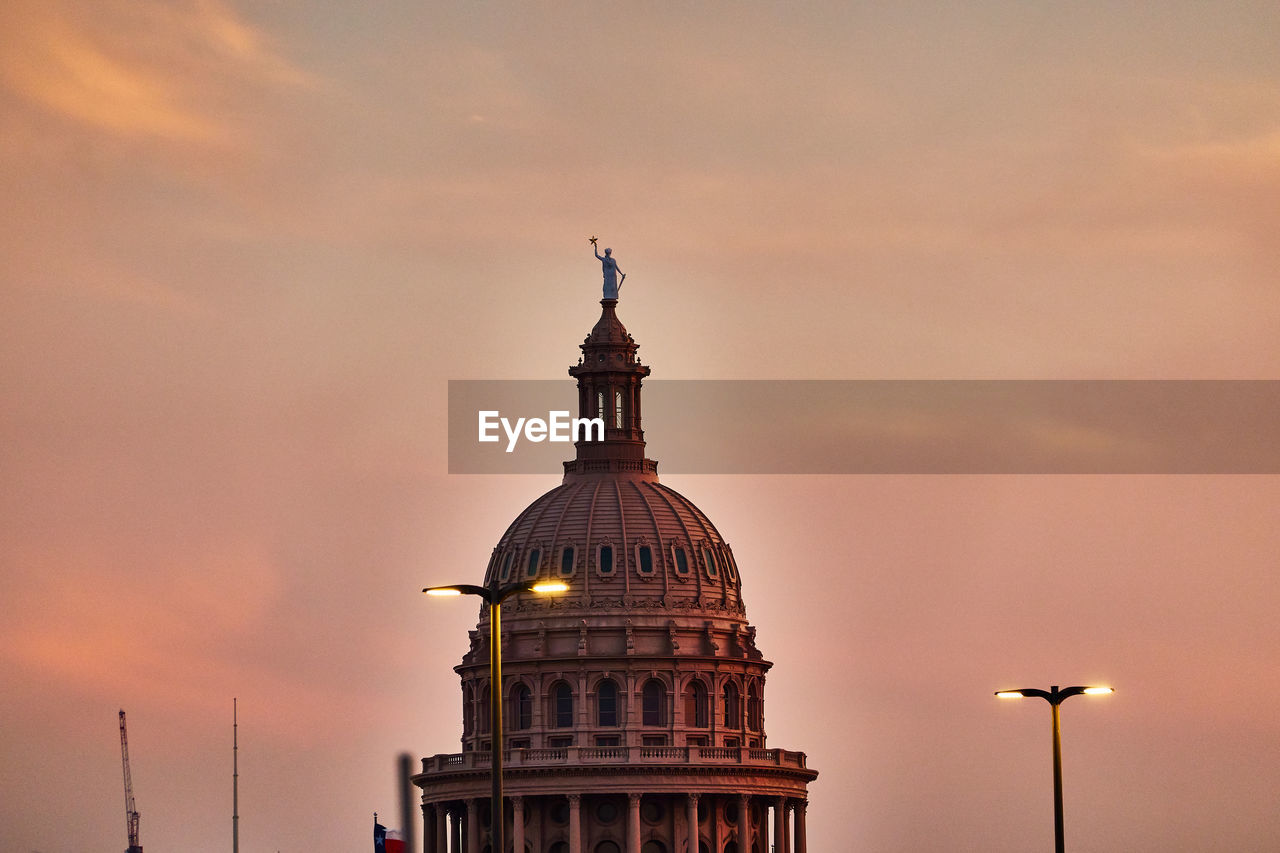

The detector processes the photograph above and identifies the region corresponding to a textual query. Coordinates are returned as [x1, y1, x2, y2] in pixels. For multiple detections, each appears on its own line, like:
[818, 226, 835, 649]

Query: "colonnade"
[422, 794, 808, 853]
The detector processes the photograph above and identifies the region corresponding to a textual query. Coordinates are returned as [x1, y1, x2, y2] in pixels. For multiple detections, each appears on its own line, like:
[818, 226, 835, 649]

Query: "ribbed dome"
[482, 477, 745, 620]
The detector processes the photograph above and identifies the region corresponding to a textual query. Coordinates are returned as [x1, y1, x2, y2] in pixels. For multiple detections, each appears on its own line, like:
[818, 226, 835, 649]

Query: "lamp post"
[995, 685, 1113, 853]
[425, 579, 568, 853]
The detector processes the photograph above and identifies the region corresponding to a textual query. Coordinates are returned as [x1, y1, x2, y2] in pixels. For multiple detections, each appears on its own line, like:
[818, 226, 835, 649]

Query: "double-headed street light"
[424, 579, 568, 853]
[995, 685, 1114, 853]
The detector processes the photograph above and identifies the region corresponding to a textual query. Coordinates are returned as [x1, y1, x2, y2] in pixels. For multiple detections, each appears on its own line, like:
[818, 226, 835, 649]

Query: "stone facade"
[414, 298, 817, 853]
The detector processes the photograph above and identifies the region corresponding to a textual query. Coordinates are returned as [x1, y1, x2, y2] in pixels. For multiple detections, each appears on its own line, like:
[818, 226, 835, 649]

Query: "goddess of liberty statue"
[590, 236, 625, 300]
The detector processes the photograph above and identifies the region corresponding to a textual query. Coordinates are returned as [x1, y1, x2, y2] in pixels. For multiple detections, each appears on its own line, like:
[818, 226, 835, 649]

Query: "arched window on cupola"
[511, 683, 532, 730]
[614, 389, 624, 429]
[597, 678, 620, 727]
[642, 679, 667, 726]
[462, 683, 474, 737]
[551, 681, 574, 728]
[722, 681, 740, 729]
[596, 390, 605, 419]
[747, 682, 762, 731]
[685, 679, 709, 728]
[478, 684, 490, 734]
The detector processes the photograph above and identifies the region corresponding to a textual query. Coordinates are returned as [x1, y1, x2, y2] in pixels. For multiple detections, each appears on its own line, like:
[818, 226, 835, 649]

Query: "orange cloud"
[0, 0, 308, 144]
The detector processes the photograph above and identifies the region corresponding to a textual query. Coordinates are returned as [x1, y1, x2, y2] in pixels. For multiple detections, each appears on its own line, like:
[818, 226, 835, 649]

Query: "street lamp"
[995, 685, 1113, 853]
[424, 578, 568, 853]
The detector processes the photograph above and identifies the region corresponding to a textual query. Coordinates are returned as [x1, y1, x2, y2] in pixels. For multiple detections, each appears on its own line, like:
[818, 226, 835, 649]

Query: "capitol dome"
[415, 293, 815, 853]
[483, 476, 746, 620]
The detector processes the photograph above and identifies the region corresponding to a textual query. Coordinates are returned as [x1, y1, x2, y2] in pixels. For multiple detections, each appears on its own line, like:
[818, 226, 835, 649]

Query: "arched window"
[636, 545, 654, 575]
[559, 546, 575, 577]
[642, 679, 666, 726]
[598, 544, 614, 575]
[614, 389, 624, 429]
[596, 390, 605, 419]
[462, 683, 474, 736]
[701, 546, 718, 579]
[499, 551, 514, 582]
[597, 679, 619, 727]
[479, 684, 490, 733]
[747, 682, 762, 731]
[552, 682, 574, 728]
[526, 548, 541, 578]
[685, 679, 709, 728]
[723, 681, 740, 729]
[672, 546, 689, 575]
[512, 683, 532, 730]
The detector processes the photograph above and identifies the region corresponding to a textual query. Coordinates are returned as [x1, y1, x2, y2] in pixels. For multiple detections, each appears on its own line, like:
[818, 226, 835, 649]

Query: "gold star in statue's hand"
[589, 235, 598, 245]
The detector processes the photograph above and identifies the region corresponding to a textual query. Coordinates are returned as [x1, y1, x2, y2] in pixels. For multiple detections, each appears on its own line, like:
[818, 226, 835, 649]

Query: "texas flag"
[374, 821, 406, 853]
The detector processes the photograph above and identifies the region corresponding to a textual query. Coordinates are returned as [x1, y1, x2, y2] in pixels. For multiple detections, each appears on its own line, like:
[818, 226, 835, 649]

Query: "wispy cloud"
[0, 0, 309, 144]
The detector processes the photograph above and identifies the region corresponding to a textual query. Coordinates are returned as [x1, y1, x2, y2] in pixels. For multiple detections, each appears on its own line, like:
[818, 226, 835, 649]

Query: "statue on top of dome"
[589, 236, 625, 300]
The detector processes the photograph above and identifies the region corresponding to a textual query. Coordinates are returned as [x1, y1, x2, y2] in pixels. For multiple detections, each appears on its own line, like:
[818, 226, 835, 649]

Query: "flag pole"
[233, 698, 239, 853]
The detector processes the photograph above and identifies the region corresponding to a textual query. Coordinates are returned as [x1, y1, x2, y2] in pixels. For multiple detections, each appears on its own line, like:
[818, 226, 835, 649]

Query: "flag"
[375, 821, 406, 853]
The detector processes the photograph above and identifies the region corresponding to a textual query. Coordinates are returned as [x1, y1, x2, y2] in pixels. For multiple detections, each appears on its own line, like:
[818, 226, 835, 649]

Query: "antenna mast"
[118, 709, 143, 853]
[233, 698, 240, 853]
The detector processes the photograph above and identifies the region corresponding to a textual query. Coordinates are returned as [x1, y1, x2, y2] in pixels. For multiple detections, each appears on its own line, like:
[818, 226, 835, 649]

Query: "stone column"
[512, 796, 525, 853]
[737, 794, 751, 853]
[568, 794, 582, 853]
[450, 805, 462, 853]
[686, 793, 700, 853]
[627, 792, 642, 853]
[422, 803, 436, 853]
[434, 804, 447, 853]
[710, 794, 722, 853]
[466, 799, 479, 853]
[774, 797, 786, 853]
[794, 800, 808, 853]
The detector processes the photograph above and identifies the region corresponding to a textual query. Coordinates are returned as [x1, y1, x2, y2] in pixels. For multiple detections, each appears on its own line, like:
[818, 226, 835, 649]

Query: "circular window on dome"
[724, 802, 739, 824]
[550, 800, 570, 825]
[641, 841, 667, 853]
[595, 798, 620, 824]
[640, 799, 664, 824]
[595, 842, 621, 853]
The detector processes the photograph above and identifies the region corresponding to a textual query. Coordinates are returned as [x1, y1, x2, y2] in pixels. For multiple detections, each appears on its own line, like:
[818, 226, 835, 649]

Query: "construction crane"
[118, 710, 144, 853]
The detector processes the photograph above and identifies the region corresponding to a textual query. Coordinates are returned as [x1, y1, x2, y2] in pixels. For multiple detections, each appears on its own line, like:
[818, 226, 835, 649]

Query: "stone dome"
[417, 293, 816, 853]
[482, 477, 746, 621]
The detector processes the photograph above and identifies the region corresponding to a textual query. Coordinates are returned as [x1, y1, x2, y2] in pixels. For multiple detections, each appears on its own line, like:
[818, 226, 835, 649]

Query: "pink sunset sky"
[2, 2, 1279, 851]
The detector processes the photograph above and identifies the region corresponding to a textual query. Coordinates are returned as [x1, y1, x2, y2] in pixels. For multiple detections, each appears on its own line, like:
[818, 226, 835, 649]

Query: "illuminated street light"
[995, 685, 1113, 853]
[423, 578, 567, 853]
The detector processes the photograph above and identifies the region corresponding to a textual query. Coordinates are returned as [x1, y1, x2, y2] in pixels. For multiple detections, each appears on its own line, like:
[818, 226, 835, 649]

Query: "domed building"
[414, 293, 817, 853]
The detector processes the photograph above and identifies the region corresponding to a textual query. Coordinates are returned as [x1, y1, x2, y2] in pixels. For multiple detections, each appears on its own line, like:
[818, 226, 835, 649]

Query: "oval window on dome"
[597, 544, 614, 576]
[559, 546, 575, 577]
[701, 546, 719, 579]
[724, 549, 739, 583]
[636, 545, 654, 576]
[526, 549, 541, 578]
[499, 551, 514, 582]
[672, 546, 689, 575]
